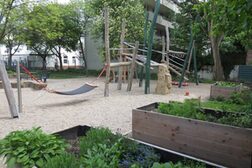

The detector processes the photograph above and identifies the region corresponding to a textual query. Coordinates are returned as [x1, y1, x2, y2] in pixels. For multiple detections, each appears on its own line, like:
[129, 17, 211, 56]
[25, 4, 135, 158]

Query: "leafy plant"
[81, 141, 122, 168]
[158, 99, 252, 128]
[79, 127, 120, 156]
[43, 153, 80, 168]
[151, 160, 206, 168]
[0, 127, 68, 168]
[215, 81, 240, 87]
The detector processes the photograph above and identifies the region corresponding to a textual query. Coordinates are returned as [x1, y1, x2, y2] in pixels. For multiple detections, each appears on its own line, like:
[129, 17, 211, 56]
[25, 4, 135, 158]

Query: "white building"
[0, 45, 84, 70]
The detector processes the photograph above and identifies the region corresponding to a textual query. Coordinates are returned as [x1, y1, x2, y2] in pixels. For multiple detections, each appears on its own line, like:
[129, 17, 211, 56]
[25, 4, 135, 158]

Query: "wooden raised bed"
[210, 84, 241, 99]
[54, 125, 218, 167]
[132, 103, 252, 168]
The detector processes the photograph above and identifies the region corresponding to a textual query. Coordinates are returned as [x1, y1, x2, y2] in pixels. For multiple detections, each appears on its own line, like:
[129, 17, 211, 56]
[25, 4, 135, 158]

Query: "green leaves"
[0, 127, 68, 168]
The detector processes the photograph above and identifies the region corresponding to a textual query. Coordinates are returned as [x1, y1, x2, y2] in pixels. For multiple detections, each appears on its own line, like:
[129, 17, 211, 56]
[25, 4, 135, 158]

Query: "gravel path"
[0, 78, 211, 167]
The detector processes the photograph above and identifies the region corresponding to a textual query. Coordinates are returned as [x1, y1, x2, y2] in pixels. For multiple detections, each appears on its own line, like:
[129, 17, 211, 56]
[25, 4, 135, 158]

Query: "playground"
[0, 0, 252, 167]
[0, 77, 211, 139]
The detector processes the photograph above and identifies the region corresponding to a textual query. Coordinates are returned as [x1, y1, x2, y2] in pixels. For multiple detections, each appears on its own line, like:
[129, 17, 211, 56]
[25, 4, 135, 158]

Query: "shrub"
[0, 127, 67, 168]
[79, 127, 120, 156]
[43, 153, 80, 168]
[81, 141, 122, 168]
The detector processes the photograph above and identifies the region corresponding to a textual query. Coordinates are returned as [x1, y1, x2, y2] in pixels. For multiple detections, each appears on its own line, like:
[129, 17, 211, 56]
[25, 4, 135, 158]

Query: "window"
[72, 56, 76, 64]
[63, 55, 68, 64]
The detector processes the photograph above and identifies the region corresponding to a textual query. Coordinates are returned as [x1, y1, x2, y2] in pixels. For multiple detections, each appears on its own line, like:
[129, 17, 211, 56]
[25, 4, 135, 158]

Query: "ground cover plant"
[158, 90, 252, 128]
[0, 127, 207, 168]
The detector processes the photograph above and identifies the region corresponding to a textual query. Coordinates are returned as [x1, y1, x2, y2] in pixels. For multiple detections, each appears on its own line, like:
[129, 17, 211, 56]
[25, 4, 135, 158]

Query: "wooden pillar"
[117, 19, 126, 90]
[16, 60, 22, 113]
[104, 8, 111, 97]
[0, 60, 19, 118]
[161, 36, 166, 62]
[165, 26, 170, 66]
[127, 41, 139, 91]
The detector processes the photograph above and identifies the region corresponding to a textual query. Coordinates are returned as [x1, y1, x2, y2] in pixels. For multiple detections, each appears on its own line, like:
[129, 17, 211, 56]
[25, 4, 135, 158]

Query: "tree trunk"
[42, 57, 47, 70]
[210, 35, 224, 80]
[58, 47, 63, 70]
[8, 45, 13, 69]
[8, 54, 13, 69]
[79, 37, 87, 73]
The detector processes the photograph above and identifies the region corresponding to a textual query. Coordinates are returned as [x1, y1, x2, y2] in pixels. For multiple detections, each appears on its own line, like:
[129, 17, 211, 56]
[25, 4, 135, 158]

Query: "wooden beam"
[104, 8, 110, 97]
[109, 62, 131, 68]
[0, 60, 19, 118]
[16, 60, 22, 113]
[117, 19, 126, 90]
[127, 41, 139, 91]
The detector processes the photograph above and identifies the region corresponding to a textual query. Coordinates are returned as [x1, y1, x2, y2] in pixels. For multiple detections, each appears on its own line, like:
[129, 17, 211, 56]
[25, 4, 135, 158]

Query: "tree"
[195, 0, 252, 80]
[84, 0, 145, 51]
[0, 0, 30, 64]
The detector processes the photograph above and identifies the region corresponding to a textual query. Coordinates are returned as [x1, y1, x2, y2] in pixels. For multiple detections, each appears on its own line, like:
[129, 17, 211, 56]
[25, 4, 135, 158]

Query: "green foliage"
[0, 128, 68, 168]
[152, 160, 206, 168]
[158, 99, 252, 128]
[79, 128, 120, 156]
[215, 81, 240, 87]
[84, 0, 145, 54]
[79, 127, 160, 168]
[81, 142, 121, 168]
[43, 153, 80, 168]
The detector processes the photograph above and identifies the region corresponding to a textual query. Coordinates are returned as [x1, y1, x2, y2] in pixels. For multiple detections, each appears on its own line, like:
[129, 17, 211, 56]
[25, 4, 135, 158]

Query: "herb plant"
[215, 81, 239, 87]
[0, 127, 68, 168]
[43, 153, 80, 168]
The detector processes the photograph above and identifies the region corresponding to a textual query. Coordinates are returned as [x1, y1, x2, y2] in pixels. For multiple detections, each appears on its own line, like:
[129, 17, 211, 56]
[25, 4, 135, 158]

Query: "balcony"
[148, 11, 174, 28]
[145, 0, 180, 14]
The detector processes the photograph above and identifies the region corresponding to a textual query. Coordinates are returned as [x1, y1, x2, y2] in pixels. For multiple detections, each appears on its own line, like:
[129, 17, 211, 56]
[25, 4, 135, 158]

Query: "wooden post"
[165, 26, 170, 66]
[104, 8, 110, 97]
[127, 41, 139, 92]
[16, 60, 22, 113]
[161, 36, 165, 62]
[0, 60, 19, 118]
[117, 19, 126, 90]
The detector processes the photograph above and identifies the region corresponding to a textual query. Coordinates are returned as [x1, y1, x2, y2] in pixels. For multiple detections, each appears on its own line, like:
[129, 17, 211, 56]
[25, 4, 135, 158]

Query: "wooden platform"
[132, 103, 252, 168]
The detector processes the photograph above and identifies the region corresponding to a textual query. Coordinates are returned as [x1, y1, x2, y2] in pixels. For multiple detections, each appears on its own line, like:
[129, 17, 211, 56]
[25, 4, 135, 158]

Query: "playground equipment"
[0, 60, 19, 118]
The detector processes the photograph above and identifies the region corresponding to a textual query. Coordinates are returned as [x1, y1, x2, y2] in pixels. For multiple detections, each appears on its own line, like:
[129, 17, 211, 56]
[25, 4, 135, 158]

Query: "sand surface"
[0, 77, 211, 167]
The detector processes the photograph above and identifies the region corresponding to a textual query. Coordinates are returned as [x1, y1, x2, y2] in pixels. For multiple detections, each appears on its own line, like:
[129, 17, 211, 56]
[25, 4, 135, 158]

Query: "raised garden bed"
[210, 82, 242, 99]
[54, 125, 216, 168]
[132, 102, 252, 168]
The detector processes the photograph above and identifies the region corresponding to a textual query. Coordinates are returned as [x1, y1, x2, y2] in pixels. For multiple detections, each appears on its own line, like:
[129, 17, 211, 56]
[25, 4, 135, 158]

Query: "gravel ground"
[0, 77, 211, 167]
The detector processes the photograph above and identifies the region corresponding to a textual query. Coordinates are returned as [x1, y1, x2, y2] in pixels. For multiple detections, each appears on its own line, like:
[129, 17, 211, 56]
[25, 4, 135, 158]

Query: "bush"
[79, 128, 120, 156]
[0, 127, 68, 168]
[44, 153, 80, 168]
[81, 141, 122, 168]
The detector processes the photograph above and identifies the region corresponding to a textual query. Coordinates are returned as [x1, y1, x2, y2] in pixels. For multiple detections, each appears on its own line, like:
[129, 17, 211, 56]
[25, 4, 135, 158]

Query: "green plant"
[81, 141, 122, 168]
[0, 127, 68, 168]
[215, 81, 239, 87]
[151, 160, 206, 168]
[43, 153, 80, 168]
[158, 99, 252, 128]
[79, 128, 120, 156]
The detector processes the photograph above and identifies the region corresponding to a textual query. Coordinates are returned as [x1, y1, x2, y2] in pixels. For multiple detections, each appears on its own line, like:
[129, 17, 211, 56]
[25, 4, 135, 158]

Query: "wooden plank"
[117, 19, 126, 90]
[16, 60, 22, 113]
[104, 8, 110, 97]
[132, 109, 252, 168]
[109, 62, 131, 68]
[0, 60, 19, 118]
[127, 41, 139, 91]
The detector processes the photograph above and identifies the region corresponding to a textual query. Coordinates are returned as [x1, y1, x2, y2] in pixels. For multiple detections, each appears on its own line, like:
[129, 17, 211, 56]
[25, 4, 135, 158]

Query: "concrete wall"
[247, 50, 252, 65]
[85, 34, 103, 70]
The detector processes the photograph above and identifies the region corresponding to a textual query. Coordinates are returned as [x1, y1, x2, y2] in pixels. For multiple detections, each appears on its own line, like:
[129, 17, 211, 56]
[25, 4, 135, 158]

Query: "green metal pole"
[193, 46, 199, 85]
[145, 0, 160, 94]
[178, 23, 194, 88]
[139, 10, 149, 87]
